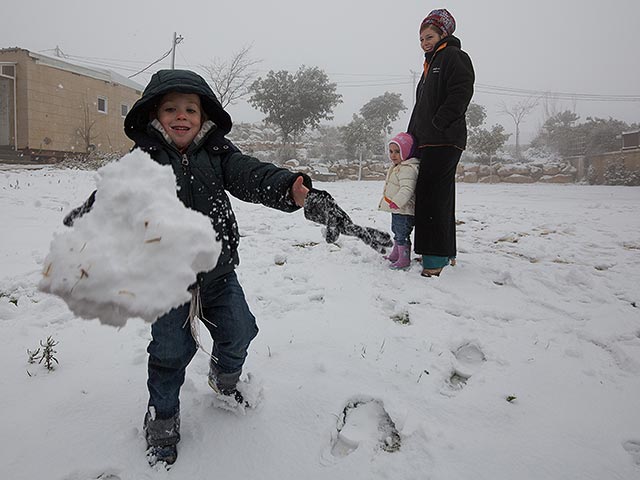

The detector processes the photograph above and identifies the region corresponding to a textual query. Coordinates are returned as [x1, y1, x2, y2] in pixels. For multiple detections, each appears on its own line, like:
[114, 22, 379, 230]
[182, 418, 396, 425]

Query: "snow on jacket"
[378, 157, 420, 215]
[407, 35, 474, 150]
[122, 69, 312, 287]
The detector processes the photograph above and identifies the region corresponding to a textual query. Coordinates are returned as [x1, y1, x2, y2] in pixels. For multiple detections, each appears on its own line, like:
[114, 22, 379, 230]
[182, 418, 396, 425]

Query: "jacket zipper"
[180, 153, 196, 209]
[417, 43, 447, 102]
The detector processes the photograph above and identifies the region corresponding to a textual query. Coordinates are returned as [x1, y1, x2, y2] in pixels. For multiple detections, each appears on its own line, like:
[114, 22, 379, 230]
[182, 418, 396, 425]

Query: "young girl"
[378, 132, 420, 269]
[407, 9, 474, 277]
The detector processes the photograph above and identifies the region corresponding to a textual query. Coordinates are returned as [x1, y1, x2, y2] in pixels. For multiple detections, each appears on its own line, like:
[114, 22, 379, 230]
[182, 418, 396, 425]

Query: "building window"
[121, 104, 129, 117]
[97, 96, 107, 114]
[1, 65, 15, 78]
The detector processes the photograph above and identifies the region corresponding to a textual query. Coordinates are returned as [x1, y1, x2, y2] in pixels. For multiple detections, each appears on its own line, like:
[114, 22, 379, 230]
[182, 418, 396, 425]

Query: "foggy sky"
[4, 0, 640, 141]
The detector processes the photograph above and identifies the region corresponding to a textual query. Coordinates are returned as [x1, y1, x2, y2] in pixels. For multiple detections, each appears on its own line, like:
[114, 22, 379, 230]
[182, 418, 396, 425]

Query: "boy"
[123, 69, 313, 466]
[64, 69, 392, 468]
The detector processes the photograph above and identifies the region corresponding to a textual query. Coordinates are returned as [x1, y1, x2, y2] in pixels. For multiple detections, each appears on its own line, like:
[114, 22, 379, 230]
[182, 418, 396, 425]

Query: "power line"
[337, 80, 412, 88]
[60, 53, 151, 66]
[475, 83, 640, 102]
[328, 72, 408, 78]
[36, 48, 640, 102]
[128, 48, 173, 78]
[59, 57, 144, 73]
[37, 48, 168, 75]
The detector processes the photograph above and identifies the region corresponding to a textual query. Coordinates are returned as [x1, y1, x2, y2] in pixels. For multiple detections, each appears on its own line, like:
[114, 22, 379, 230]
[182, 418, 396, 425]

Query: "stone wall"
[457, 161, 578, 184]
[568, 149, 640, 185]
[457, 149, 640, 185]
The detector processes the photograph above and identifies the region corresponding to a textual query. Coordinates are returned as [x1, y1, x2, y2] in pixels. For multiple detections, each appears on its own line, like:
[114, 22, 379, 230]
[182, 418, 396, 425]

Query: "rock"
[503, 174, 535, 183]
[498, 164, 531, 177]
[462, 172, 478, 183]
[542, 164, 561, 175]
[284, 159, 300, 168]
[478, 175, 500, 183]
[539, 174, 574, 183]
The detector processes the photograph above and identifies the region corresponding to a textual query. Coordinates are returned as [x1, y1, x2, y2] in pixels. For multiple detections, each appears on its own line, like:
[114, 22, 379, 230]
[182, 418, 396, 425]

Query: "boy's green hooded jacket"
[123, 69, 311, 288]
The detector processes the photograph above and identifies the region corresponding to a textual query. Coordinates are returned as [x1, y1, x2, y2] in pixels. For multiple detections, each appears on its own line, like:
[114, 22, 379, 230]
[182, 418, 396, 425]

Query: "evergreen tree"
[466, 102, 510, 162]
[249, 66, 342, 146]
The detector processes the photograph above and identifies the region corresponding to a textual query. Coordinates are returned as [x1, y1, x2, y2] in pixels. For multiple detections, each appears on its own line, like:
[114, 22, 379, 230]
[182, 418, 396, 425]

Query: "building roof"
[0, 47, 144, 92]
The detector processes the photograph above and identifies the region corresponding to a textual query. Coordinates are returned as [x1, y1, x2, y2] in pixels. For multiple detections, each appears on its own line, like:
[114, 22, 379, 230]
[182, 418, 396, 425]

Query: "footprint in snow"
[330, 397, 401, 457]
[622, 440, 640, 465]
[448, 343, 486, 390]
[59, 471, 121, 480]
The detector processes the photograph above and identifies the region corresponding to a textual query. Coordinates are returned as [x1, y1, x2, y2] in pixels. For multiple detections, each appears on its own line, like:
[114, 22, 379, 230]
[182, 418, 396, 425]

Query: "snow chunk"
[38, 149, 220, 326]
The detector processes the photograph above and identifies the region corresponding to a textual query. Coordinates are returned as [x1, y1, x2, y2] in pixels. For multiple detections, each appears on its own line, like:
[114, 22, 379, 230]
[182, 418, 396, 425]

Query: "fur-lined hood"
[124, 69, 232, 145]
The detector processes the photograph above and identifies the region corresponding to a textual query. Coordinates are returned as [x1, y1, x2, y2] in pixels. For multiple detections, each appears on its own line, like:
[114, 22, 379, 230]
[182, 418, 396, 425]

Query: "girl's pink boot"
[390, 244, 411, 269]
[384, 241, 399, 262]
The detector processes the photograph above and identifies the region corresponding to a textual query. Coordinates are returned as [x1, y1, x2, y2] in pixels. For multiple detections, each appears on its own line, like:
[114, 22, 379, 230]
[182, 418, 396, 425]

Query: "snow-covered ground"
[1, 165, 639, 480]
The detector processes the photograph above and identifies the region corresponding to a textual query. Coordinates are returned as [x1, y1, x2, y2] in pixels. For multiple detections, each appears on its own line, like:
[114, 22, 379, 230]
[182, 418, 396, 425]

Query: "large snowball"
[38, 149, 220, 327]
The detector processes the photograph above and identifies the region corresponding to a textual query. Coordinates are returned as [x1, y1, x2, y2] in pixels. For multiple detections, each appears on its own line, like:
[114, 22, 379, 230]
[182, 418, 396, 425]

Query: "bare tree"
[76, 98, 98, 153]
[201, 45, 261, 108]
[499, 97, 539, 159]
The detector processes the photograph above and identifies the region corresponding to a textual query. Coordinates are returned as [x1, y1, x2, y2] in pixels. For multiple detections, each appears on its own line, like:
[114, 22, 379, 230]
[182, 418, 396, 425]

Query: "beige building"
[0, 47, 143, 161]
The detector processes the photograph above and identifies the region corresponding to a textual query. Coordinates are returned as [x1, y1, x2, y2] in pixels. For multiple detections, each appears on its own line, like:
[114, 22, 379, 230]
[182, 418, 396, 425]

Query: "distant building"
[0, 47, 143, 161]
[622, 130, 640, 151]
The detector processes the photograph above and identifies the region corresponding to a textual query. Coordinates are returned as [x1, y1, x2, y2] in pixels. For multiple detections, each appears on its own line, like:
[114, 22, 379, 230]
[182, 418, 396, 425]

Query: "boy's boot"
[144, 408, 180, 467]
[384, 241, 399, 262]
[208, 364, 245, 406]
[390, 243, 411, 269]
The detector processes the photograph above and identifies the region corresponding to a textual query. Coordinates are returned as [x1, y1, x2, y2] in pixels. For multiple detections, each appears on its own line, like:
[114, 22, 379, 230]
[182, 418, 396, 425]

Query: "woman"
[407, 8, 475, 277]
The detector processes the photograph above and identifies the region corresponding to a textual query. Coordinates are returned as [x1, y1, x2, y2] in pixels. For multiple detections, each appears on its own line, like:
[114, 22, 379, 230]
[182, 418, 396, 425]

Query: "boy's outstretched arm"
[290, 176, 310, 207]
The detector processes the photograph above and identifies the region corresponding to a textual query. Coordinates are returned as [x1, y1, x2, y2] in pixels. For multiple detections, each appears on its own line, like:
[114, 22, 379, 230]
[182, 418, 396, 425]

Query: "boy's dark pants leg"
[201, 271, 258, 386]
[147, 271, 258, 418]
[147, 303, 195, 419]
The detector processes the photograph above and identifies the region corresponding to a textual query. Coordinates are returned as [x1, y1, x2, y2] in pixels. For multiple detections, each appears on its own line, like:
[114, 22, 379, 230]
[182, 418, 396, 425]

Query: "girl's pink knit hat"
[389, 132, 415, 161]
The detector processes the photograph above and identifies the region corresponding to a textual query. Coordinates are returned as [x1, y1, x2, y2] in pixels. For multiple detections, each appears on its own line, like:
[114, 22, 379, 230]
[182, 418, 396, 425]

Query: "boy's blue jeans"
[391, 213, 415, 246]
[147, 271, 258, 418]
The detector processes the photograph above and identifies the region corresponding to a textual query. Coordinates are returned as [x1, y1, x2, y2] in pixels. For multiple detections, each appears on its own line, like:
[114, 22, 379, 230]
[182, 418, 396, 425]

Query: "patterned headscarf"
[420, 8, 456, 36]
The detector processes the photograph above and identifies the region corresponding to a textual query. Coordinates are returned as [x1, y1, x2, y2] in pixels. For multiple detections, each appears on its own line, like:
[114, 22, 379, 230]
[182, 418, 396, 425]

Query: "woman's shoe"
[421, 267, 443, 277]
[421, 254, 449, 277]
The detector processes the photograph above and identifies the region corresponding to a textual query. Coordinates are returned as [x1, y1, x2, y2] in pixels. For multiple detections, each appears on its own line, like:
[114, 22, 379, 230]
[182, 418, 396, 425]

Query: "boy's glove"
[303, 189, 393, 253]
[63, 190, 97, 226]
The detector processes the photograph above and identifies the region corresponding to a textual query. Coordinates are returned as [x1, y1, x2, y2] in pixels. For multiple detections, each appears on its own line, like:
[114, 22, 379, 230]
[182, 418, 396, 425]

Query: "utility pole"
[170, 32, 184, 69]
[410, 70, 419, 104]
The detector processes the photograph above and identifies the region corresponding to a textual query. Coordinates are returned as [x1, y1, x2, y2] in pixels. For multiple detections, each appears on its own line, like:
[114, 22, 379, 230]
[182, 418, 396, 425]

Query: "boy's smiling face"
[156, 92, 203, 149]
